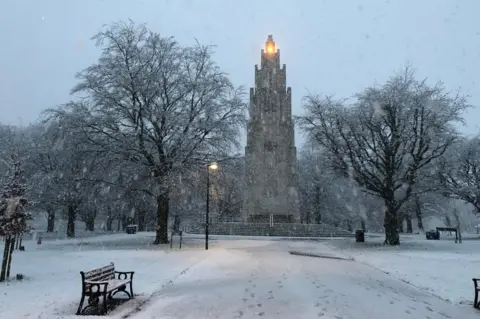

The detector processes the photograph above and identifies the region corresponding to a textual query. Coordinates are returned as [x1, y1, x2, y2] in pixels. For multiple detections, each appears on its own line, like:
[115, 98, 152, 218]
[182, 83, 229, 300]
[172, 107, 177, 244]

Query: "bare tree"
[48, 21, 246, 244]
[297, 147, 336, 224]
[213, 157, 244, 221]
[298, 145, 382, 229]
[28, 122, 63, 232]
[35, 117, 102, 237]
[438, 136, 480, 215]
[297, 67, 469, 245]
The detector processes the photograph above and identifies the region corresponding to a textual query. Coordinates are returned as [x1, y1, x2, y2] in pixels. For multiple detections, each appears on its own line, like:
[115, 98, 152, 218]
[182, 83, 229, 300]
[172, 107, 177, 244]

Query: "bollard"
[37, 234, 42, 245]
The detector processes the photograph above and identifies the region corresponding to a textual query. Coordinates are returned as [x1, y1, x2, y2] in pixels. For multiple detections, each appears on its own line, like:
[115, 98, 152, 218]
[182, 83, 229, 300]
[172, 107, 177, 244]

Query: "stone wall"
[186, 222, 353, 237]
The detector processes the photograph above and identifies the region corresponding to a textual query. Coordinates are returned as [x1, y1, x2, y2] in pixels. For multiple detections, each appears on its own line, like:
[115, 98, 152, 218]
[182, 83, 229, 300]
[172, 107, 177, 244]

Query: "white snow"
[0, 232, 478, 318]
[323, 233, 480, 305]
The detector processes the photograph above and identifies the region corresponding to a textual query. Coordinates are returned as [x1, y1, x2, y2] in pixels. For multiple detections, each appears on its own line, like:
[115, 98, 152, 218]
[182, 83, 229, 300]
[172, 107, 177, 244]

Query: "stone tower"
[244, 35, 300, 223]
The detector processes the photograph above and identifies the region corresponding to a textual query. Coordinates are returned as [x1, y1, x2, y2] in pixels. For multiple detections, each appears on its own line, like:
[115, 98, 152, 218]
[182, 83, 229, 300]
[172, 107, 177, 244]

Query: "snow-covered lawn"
[1, 232, 479, 318]
[322, 233, 480, 305]
[0, 232, 207, 319]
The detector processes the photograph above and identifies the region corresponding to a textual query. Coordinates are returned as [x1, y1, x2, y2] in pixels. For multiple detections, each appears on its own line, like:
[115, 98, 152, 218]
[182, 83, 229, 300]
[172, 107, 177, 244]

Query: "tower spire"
[261, 35, 280, 69]
[265, 35, 275, 54]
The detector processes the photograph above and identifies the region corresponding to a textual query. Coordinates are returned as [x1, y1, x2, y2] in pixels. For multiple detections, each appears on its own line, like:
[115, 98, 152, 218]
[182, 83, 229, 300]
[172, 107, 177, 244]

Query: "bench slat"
[84, 263, 115, 282]
[86, 270, 114, 281]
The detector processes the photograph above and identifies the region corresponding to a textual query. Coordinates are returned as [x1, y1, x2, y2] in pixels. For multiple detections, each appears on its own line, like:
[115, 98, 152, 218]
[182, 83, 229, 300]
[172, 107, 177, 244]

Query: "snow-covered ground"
[0, 233, 206, 319]
[0, 232, 478, 318]
[322, 233, 480, 306]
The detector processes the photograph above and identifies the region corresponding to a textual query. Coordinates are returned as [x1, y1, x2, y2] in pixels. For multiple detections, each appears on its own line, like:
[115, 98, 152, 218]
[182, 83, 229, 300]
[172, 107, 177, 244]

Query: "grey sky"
[1, 0, 479, 149]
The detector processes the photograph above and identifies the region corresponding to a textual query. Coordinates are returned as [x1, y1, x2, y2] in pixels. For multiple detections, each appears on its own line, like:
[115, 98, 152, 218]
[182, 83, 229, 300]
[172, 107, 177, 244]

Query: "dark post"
[179, 231, 183, 249]
[205, 165, 210, 250]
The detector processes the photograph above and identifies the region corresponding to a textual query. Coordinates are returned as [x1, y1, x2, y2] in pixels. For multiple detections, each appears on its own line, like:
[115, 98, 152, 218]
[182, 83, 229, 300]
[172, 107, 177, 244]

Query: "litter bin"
[426, 230, 439, 240]
[126, 224, 137, 234]
[355, 229, 365, 243]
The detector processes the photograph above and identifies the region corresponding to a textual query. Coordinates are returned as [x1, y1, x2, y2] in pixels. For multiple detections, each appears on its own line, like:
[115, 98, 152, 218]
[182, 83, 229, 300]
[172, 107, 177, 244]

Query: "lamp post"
[205, 162, 218, 250]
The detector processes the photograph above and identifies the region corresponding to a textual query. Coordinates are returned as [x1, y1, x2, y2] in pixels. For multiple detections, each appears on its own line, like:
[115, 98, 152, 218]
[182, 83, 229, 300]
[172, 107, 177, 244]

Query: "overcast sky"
[0, 0, 479, 149]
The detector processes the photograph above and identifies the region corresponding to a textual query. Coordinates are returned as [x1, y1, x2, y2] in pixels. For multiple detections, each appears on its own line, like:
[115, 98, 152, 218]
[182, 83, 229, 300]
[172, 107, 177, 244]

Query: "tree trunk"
[398, 214, 404, 233]
[117, 216, 121, 231]
[46, 206, 55, 232]
[346, 220, 353, 232]
[305, 210, 311, 224]
[121, 214, 127, 231]
[406, 214, 413, 233]
[0, 236, 11, 281]
[85, 218, 94, 231]
[106, 207, 113, 231]
[384, 200, 400, 245]
[173, 214, 180, 232]
[154, 192, 169, 244]
[137, 210, 146, 231]
[5, 238, 14, 279]
[67, 204, 76, 238]
[315, 211, 321, 224]
[414, 194, 424, 231]
[314, 185, 320, 225]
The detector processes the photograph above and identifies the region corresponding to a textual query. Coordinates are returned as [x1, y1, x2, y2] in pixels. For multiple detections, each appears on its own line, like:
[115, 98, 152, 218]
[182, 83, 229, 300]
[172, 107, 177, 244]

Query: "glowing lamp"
[265, 35, 276, 55]
[209, 163, 218, 170]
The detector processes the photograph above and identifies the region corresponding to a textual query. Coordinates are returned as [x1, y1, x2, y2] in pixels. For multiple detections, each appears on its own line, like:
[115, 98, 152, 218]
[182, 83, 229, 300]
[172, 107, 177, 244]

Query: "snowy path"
[128, 241, 476, 319]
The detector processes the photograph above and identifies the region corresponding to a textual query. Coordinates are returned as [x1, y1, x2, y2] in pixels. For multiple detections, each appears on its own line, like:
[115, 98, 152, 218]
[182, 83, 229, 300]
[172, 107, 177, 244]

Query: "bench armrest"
[473, 278, 480, 287]
[115, 271, 135, 280]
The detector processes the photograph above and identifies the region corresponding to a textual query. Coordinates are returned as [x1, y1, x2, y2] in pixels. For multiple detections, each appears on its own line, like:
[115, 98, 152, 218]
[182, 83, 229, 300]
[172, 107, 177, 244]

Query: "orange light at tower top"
[265, 35, 275, 54]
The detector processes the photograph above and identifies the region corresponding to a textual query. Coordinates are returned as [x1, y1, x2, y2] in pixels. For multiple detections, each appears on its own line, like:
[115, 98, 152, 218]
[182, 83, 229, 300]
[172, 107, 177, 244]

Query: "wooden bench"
[473, 278, 480, 309]
[76, 262, 135, 315]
